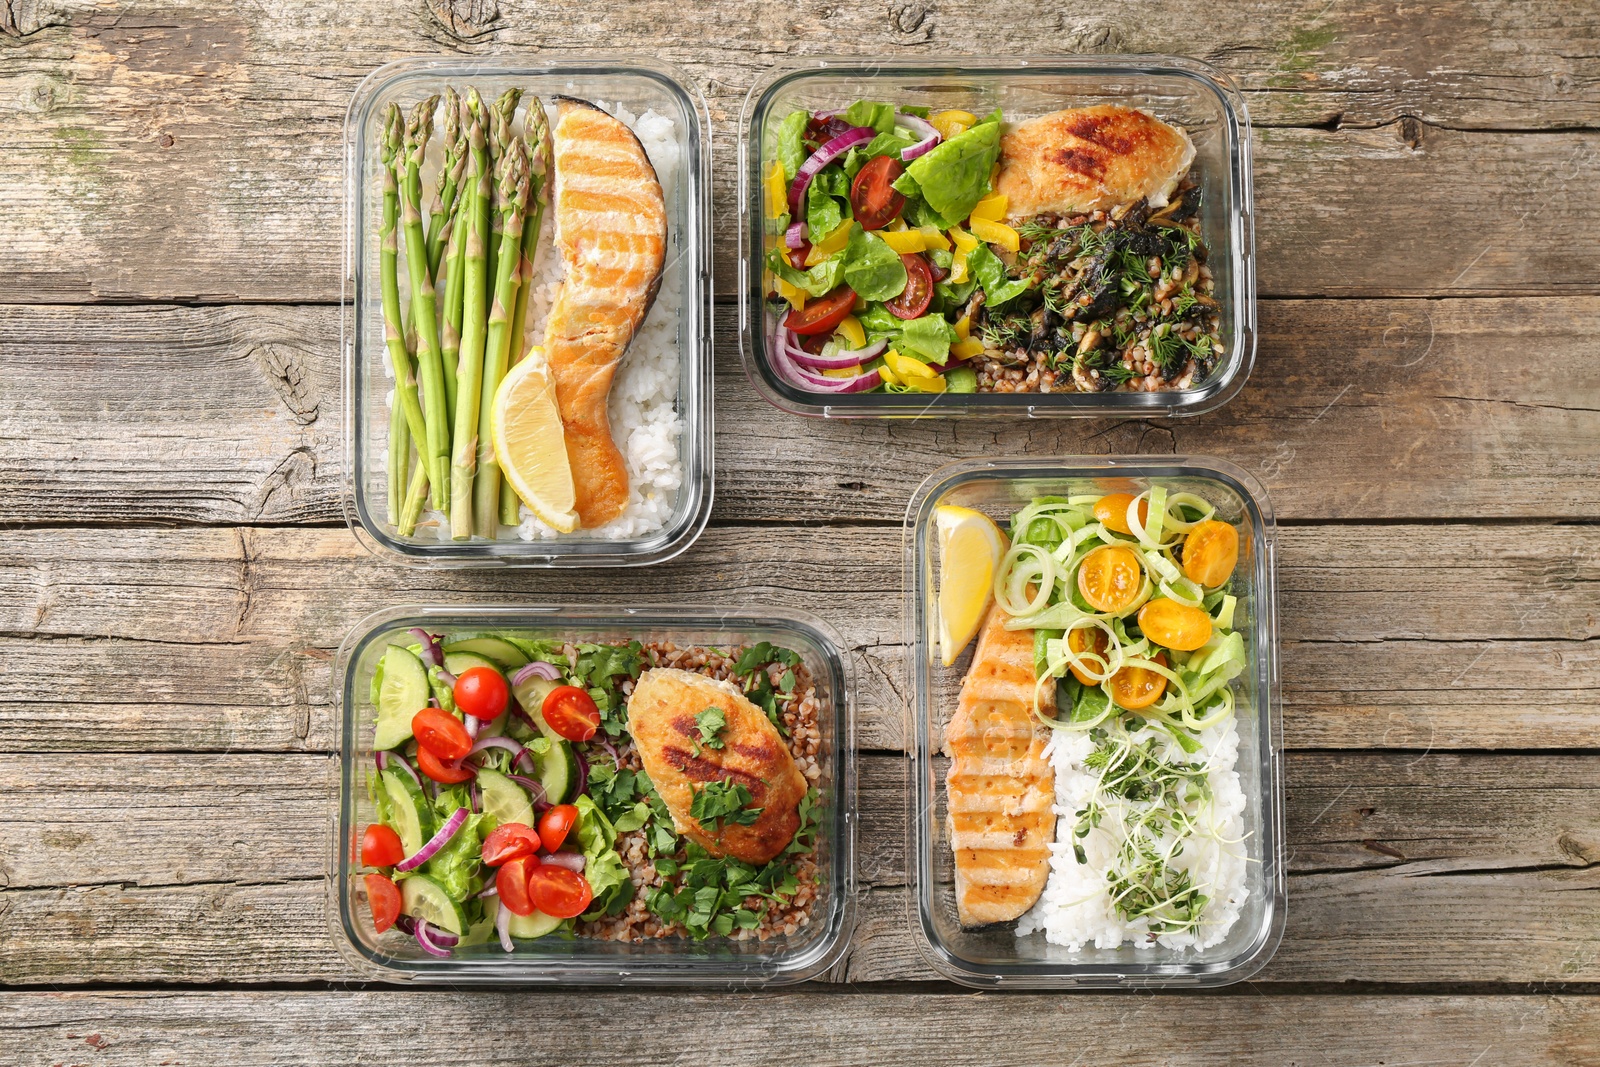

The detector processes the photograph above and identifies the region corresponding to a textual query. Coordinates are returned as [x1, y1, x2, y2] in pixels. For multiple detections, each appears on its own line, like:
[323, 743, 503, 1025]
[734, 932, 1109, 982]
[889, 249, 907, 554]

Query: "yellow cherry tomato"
[1093, 492, 1149, 536]
[1109, 652, 1168, 710]
[1077, 545, 1145, 613]
[1066, 626, 1109, 686]
[1138, 598, 1214, 652]
[1182, 520, 1240, 588]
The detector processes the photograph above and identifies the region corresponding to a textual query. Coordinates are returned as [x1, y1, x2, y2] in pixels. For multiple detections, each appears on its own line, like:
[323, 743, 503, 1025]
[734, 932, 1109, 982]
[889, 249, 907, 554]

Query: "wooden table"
[2, 2, 1598, 1063]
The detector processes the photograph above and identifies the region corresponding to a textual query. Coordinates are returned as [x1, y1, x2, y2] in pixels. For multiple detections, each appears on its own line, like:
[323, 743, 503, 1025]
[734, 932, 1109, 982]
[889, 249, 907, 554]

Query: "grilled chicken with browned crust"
[627, 667, 807, 865]
[994, 104, 1195, 220]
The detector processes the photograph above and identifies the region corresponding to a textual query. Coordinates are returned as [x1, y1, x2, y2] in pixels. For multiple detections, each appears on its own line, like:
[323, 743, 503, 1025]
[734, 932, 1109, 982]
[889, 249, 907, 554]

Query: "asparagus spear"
[379, 102, 431, 527]
[438, 94, 473, 429]
[399, 95, 451, 510]
[425, 87, 466, 281]
[473, 128, 531, 535]
[500, 98, 553, 526]
[485, 88, 523, 282]
[398, 453, 430, 538]
[449, 90, 492, 539]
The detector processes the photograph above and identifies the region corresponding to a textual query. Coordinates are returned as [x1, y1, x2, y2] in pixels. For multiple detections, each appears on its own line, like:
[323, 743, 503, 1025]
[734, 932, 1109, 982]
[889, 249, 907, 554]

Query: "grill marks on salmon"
[543, 96, 667, 528]
[994, 104, 1196, 220]
[943, 601, 1057, 927]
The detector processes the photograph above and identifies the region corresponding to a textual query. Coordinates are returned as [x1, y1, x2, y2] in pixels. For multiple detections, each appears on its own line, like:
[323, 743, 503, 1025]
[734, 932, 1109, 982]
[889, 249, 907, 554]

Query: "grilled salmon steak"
[543, 97, 668, 528]
[628, 667, 808, 865]
[942, 601, 1057, 926]
[994, 104, 1196, 220]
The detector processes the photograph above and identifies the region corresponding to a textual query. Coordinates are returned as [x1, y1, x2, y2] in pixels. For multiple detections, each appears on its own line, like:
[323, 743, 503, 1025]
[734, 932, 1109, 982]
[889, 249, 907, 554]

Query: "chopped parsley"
[732, 642, 803, 735]
[690, 705, 727, 756]
[689, 779, 764, 830]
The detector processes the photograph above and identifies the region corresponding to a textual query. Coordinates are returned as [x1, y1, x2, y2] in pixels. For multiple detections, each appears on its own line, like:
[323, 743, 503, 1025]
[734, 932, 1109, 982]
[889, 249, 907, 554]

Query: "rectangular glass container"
[905, 456, 1284, 987]
[343, 57, 713, 566]
[738, 56, 1255, 418]
[330, 605, 856, 985]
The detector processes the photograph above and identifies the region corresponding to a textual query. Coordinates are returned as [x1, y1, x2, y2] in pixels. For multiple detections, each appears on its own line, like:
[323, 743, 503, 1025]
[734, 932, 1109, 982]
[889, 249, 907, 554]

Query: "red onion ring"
[507, 774, 551, 812]
[394, 806, 468, 872]
[572, 746, 589, 798]
[770, 324, 886, 393]
[897, 112, 941, 161]
[511, 661, 561, 686]
[787, 126, 874, 211]
[414, 918, 456, 958]
[541, 851, 585, 873]
[785, 218, 808, 248]
[408, 628, 444, 670]
[496, 901, 514, 953]
[374, 750, 424, 792]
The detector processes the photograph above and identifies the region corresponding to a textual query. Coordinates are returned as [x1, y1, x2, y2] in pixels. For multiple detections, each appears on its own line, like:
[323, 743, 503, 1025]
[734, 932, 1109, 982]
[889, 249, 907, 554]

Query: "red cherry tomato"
[496, 857, 537, 917]
[540, 686, 601, 742]
[537, 804, 579, 854]
[782, 285, 857, 337]
[361, 824, 405, 868]
[416, 744, 475, 784]
[481, 823, 543, 867]
[411, 706, 472, 761]
[527, 864, 594, 920]
[850, 154, 906, 230]
[452, 666, 509, 721]
[364, 873, 402, 933]
[786, 240, 812, 270]
[885, 253, 934, 320]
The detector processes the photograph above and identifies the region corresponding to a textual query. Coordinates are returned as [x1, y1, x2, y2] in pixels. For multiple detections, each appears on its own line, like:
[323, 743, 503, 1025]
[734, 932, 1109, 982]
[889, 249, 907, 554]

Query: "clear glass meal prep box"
[343, 57, 713, 566]
[905, 457, 1284, 988]
[330, 605, 856, 986]
[738, 56, 1255, 418]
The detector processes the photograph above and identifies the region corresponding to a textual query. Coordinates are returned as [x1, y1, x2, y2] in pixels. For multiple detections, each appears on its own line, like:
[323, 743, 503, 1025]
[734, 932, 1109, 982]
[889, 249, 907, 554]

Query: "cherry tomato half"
[1181, 520, 1240, 588]
[411, 706, 472, 761]
[364, 873, 402, 933]
[527, 864, 594, 920]
[1065, 626, 1111, 687]
[850, 154, 906, 231]
[416, 744, 475, 784]
[541, 686, 600, 742]
[885, 253, 934, 320]
[782, 285, 857, 337]
[1077, 545, 1146, 614]
[453, 666, 509, 722]
[481, 823, 542, 867]
[361, 823, 405, 868]
[497, 857, 538, 917]
[1138, 598, 1214, 652]
[538, 804, 579, 854]
[1093, 492, 1149, 536]
[1109, 652, 1168, 711]
[786, 240, 812, 270]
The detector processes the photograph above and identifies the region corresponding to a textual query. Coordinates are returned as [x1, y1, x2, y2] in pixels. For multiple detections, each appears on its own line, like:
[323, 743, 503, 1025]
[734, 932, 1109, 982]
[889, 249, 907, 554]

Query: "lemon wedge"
[490, 348, 579, 533]
[933, 505, 1007, 666]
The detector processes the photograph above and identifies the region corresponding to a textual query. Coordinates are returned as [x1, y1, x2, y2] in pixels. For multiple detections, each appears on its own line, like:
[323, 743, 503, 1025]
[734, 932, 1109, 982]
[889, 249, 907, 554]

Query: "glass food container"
[905, 457, 1284, 988]
[738, 56, 1255, 418]
[343, 58, 713, 566]
[330, 605, 856, 986]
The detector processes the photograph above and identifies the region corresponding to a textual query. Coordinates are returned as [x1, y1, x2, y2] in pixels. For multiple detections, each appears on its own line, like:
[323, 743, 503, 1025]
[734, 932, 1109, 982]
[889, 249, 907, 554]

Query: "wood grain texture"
[2, 991, 1596, 1067]
[3, 299, 1598, 526]
[2, 1, 1599, 301]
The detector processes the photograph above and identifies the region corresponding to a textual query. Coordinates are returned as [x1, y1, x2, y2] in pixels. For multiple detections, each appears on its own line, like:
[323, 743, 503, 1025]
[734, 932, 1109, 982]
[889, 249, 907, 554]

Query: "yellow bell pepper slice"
[776, 277, 806, 310]
[948, 226, 978, 284]
[766, 160, 788, 219]
[970, 192, 1008, 222]
[805, 218, 853, 266]
[835, 314, 866, 349]
[930, 110, 977, 140]
[969, 216, 1020, 252]
[905, 373, 948, 393]
[885, 350, 937, 381]
[951, 338, 986, 360]
[877, 361, 902, 387]
[879, 228, 927, 254]
[953, 314, 971, 341]
[917, 226, 951, 251]
[822, 364, 865, 379]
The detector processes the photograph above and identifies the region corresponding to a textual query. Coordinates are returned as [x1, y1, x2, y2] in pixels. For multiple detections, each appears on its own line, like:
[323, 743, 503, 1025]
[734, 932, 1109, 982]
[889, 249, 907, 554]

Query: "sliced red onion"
[477, 883, 499, 900]
[770, 321, 884, 394]
[788, 125, 874, 211]
[470, 734, 530, 765]
[511, 660, 562, 685]
[414, 918, 455, 958]
[408, 628, 444, 670]
[375, 750, 424, 792]
[507, 774, 550, 812]
[394, 806, 468, 872]
[785, 218, 808, 248]
[496, 901, 514, 953]
[394, 914, 417, 936]
[595, 737, 621, 765]
[542, 851, 585, 873]
[897, 112, 941, 161]
[510, 702, 540, 732]
[435, 668, 457, 688]
[468, 780, 482, 813]
[786, 335, 888, 370]
[463, 713, 482, 738]
[572, 746, 589, 798]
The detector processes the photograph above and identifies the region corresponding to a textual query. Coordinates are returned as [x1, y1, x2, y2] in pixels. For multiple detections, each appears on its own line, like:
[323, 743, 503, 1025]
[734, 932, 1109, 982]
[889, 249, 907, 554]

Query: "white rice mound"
[396, 99, 685, 543]
[1015, 716, 1249, 953]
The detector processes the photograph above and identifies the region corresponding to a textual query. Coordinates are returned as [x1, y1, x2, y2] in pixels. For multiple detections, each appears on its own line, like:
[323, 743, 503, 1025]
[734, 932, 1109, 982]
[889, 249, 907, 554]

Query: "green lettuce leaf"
[966, 242, 1032, 308]
[766, 247, 847, 297]
[574, 795, 633, 920]
[806, 166, 850, 243]
[842, 100, 897, 134]
[895, 313, 958, 363]
[896, 119, 1003, 225]
[423, 810, 494, 902]
[840, 225, 907, 301]
[775, 110, 809, 183]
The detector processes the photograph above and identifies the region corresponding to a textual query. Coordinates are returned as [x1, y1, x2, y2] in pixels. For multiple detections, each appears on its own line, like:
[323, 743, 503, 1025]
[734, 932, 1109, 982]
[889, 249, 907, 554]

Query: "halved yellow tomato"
[1077, 545, 1144, 613]
[1138, 598, 1214, 651]
[1093, 492, 1149, 536]
[1065, 626, 1109, 685]
[1110, 651, 1168, 710]
[1182, 519, 1240, 588]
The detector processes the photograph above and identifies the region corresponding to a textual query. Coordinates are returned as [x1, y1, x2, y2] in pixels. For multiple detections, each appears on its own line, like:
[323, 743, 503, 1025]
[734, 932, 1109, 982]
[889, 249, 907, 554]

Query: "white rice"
[394, 98, 684, 543]
[1016, 716, 1249, 953]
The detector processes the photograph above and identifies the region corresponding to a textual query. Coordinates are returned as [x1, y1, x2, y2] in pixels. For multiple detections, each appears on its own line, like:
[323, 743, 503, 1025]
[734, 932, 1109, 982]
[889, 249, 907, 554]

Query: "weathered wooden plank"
[3, 991, 1595, 1067]
[3, 1, 1599, 302]
[1, 522, 1595, 752]
[3, 299, 1598, 526]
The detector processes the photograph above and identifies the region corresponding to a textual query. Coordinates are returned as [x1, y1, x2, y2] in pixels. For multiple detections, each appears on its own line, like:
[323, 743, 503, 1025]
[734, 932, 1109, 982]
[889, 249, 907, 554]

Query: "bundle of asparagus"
[380, 88, 552, 540]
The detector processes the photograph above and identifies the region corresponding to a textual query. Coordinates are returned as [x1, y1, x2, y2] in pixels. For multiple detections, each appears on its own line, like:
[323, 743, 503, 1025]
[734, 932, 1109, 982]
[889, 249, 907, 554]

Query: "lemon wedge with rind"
[490, 349, 578, 533]
[934, 505, 1007, 666]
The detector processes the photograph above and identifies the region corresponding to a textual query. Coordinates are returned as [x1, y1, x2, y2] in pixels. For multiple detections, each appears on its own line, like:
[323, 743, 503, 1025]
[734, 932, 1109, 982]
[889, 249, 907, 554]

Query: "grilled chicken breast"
[994, 105, 1196, 219]
[943, 602, 1056, 927]
[627, 667, 807, 865]
[543, 96, 668, 528]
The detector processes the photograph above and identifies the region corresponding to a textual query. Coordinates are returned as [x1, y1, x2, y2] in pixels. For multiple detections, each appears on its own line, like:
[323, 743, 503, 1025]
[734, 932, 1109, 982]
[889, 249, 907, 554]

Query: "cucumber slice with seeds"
[380, 769, 433, 859]
[373, 646, 430, 750]
[477, 767, 536, 826]
[443, 636, 530, 670]
[399, 873, 468, 936]
[507, 909, 566, 940]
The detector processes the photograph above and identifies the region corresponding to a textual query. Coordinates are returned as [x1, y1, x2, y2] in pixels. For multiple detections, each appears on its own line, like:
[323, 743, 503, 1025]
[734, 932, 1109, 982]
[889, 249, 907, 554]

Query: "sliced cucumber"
[399, 873, 468, 936]
[537, 739, 577, 805]
[380, 769, 433, 858]
[443, 651, 500, 678]
[373, 646, 429, 750]
[443, 636, 530, 670]
[477, 767, 535, 826]
[510, 676, 562, 740]
[507, 909, 566, 940]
